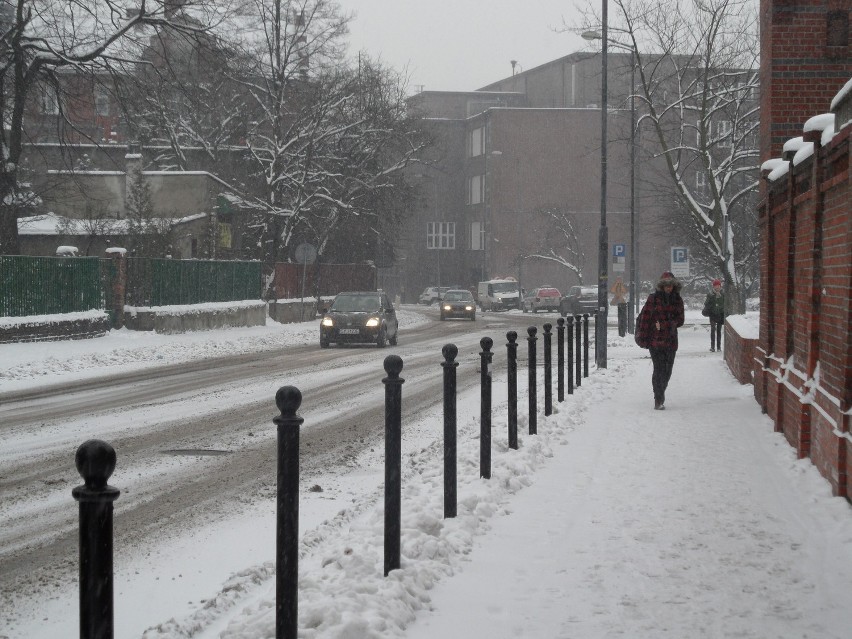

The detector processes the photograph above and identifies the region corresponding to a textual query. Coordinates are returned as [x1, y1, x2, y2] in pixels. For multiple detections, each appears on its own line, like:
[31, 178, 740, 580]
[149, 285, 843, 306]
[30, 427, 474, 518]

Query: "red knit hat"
[712, 279, 721, 286]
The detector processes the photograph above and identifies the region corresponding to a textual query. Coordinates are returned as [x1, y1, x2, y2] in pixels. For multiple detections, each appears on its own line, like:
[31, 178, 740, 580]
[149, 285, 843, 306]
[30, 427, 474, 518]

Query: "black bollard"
[274, 386, 303, 639]
[566, 315, 574, 395]
[583, 313, 590, 378]
[383, 355, 405, 576]
[527, 326, 538, 435]
[575, 315, 582, 387]
[442, 344, 459, 518]
[543, 323, 553, 416]
[556, 318, 565, 402]
[506, 331, 519, 450]
[72, 440, 120, 639]
[618, 302, 627, 337]
[480, 337, 494, 479]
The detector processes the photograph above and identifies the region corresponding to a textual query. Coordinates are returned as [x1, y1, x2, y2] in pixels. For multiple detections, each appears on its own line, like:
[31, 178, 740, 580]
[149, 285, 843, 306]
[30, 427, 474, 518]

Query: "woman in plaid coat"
[636, 272, 685, 410]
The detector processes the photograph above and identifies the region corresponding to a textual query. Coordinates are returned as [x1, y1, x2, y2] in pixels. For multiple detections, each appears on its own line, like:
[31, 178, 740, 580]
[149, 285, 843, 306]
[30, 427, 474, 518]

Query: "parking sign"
[670, 247, 690, 277]
[612, 244, 626, 273]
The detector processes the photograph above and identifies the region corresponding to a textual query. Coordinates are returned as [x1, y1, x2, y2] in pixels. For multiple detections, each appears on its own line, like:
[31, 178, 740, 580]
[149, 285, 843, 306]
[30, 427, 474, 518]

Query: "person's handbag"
[634, 304, 651, 348]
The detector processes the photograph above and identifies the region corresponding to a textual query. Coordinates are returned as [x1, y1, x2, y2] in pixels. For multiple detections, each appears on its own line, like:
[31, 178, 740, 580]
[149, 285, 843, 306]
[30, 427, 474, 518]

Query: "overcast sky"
[341, 0, 588, 92]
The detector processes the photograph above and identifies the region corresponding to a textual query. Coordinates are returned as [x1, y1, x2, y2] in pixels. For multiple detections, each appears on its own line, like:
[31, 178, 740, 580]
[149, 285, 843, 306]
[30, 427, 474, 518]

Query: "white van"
[477, 279, 521, 311]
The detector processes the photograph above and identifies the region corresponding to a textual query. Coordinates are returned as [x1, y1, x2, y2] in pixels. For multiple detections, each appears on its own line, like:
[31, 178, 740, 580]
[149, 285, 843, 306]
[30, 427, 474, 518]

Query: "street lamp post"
[591, 2, 609, 369]
[582, 24, 638, 337]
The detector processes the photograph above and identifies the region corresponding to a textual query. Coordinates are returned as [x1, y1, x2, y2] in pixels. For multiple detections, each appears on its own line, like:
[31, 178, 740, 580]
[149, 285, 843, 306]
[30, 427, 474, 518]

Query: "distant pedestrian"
[634, 271, 685, 410]
[702, 279, 725, 352]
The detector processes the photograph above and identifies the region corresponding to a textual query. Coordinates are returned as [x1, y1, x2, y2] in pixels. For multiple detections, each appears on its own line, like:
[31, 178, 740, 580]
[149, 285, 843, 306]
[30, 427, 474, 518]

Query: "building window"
[95, 86, 110, 116]
[715, 120, 733, 147]
[40, 85, 60, 115]
[467, 174, 484, 205]
[695, 170, 706, 188]
[470, 222, 484, 250]
[469, 126, 484, 157]
[427, 222, 455, 249]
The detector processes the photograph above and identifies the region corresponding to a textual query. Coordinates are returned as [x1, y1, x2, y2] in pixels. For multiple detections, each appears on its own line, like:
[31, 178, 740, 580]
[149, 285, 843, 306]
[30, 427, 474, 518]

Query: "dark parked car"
[320, 291, 398, 348]
[440, 289, 476, 321]
[523, 286, 561, 313]
[560, 286, 599, 316]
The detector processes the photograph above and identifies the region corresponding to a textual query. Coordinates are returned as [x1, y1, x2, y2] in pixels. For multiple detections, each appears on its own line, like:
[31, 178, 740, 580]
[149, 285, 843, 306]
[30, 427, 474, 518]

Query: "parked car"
[477, 279, 521, 311]
[418, 286, 457, 305]
[320, 291, 398, 348]
[560, 285, 599, 317]
[523, 286, 561, 313]
[440, 289, 476, 321]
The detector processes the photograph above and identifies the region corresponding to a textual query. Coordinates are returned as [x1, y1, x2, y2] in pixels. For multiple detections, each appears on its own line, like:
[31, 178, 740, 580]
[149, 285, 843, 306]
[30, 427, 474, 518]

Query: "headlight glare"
[321, 317, 334, 327]
[443, 304, 451, 311]
[365, 317, 379, 327]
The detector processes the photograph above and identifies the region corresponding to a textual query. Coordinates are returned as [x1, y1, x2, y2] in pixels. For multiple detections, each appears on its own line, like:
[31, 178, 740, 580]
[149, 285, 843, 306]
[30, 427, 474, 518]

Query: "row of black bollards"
[71, 315, 596, 639]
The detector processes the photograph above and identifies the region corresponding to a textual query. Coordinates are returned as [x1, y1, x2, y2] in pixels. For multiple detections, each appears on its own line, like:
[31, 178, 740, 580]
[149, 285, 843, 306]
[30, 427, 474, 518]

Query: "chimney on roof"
[124, 143, 143, 219]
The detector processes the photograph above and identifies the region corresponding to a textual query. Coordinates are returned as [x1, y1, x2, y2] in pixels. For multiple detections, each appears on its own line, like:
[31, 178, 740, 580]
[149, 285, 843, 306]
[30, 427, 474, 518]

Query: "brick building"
[399, 52, 680, 302]
[755, 0, 851, 498]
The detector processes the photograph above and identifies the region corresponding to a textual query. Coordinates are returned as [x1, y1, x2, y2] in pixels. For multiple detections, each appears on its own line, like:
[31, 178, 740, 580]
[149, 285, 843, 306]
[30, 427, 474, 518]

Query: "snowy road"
[0, 306, 542, 631]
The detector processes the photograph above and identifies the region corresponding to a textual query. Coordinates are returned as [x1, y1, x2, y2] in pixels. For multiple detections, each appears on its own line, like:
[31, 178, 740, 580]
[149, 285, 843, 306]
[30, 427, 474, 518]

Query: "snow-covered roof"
[17, 211, 209, 235]
[803, 113, 834, 134]
[766, 160, 790, 182]
[760, 158, 785, 173]
[829, 77, 852, 111]
[782, 137, 805, 154]
[792, 142, 814, 167]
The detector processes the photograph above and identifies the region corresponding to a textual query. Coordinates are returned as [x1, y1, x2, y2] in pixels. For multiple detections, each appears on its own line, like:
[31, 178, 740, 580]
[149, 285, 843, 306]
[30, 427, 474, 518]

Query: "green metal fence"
[0, 255, 109, 317]
[125, 258, 262, 307]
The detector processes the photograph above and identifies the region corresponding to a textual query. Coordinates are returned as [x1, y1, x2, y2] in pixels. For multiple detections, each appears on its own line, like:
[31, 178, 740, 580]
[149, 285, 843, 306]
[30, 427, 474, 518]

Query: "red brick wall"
[756, 116, 851, 498]
[759, 0, 851, 165]
[756, 0, 851, 500]
[723, 322, 757, 385]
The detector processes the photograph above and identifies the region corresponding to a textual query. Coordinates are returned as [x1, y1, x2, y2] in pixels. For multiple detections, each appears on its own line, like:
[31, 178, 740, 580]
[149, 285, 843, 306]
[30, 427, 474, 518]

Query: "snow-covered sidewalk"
[403, 336, 852, 638]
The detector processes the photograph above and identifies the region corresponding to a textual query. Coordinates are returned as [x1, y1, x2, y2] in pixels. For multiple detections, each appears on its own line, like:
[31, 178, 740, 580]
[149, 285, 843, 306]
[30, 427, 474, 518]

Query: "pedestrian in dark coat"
[635, 271, 685, 410]
[702, 279, 725, 352]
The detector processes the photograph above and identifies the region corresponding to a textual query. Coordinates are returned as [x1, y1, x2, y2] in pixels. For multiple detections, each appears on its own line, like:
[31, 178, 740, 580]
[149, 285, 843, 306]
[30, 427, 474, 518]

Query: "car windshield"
[491, 282, 518, 293]
[444, 291, 473, 302]
[580, 288, 597, 296]
[331, 294, 380, 312]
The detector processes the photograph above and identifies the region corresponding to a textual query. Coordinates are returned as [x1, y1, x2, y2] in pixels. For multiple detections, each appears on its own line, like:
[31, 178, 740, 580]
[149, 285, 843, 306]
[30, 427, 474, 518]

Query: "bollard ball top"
[527, 326, 537, 337]
[75, 439, 116, 488]
[383, 354, 404, 376]
[557, 317, 564, 326]
[480, 336, 493, 351]
[442, 343, 458, 361]
[506, 330, 517, 343]
[275, 385, 302, 416]
[543, 323, 552, 332]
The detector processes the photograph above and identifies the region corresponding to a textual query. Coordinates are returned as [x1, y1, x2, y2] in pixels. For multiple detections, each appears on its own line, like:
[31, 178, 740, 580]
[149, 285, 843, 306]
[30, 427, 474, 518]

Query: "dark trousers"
[710, 319, 722, 350]
[649, 348, 677, 402]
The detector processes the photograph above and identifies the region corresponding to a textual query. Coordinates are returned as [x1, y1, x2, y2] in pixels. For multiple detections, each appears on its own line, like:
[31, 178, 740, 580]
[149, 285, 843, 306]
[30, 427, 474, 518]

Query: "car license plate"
[339, 328, 359, 334]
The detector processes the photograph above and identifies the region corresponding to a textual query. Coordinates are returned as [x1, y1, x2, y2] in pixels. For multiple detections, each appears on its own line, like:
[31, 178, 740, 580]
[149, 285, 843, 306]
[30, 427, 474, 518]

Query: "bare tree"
[0, 0, 228, 254]
[573, 0, 760, 312]
[219, 1, 426, 263]
[522, 207, 587, 284]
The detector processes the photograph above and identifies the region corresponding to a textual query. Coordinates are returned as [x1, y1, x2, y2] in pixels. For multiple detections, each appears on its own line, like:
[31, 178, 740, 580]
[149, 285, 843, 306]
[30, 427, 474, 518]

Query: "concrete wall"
[40, 170, 221, 218]
[124, 303, 267, 334]
[0, 314, 111, 344]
